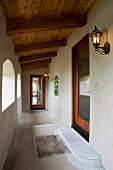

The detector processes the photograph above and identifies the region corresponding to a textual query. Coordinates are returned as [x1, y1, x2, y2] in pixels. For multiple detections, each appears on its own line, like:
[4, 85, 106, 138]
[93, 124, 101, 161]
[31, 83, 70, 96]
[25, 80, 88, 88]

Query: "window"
[17, 74, 21, 98]
[2, 59, 15, 111]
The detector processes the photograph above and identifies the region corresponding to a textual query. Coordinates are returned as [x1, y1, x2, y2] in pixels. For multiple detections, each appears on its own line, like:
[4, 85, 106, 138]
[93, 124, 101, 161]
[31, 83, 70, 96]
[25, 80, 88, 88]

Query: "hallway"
[0, 0, 113, 169]
[4, 110, 79, 170]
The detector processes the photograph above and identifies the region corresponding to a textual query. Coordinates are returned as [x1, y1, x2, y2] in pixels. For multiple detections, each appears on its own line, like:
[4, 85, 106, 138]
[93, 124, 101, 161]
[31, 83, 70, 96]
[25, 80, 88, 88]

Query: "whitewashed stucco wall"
[22, 67, 48, 112]
[47, 46, 72, 124]
[0, 6, 22, 170]
[47, 0, 113, 169]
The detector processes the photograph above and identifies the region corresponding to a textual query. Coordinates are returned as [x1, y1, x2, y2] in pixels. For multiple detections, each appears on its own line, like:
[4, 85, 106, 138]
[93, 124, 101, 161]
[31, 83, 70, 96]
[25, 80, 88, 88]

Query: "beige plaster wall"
[47, 46, 72, 124]
[22, 67, 48, 112]
[47, 0, 113, 169]
[0, 6, 22, 170]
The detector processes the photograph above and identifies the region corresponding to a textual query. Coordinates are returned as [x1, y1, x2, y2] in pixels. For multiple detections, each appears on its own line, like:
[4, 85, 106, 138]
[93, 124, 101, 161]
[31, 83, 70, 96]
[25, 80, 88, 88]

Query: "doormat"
[35, 135, 70, 158]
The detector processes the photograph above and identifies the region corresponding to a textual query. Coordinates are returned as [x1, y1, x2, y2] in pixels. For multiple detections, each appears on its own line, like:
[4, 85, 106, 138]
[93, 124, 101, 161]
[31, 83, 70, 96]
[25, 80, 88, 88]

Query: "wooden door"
[30, 75, 45, 109]
[72, 34, 90, 141]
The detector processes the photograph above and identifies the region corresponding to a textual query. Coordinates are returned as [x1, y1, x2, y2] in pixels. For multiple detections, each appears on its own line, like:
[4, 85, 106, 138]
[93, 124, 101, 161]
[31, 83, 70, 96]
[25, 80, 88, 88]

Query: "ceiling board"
[22, 64, 48, 71]
[1, 0, 96, 19]
[15, 40, 67, 55]
[18, 48, 59, 57]
[7, 15, 86, 35]
[0, 0, 97, 70]
[19, 51, 57, 63]
[21, 58, 51, 68]
[12, 29, 73, 46]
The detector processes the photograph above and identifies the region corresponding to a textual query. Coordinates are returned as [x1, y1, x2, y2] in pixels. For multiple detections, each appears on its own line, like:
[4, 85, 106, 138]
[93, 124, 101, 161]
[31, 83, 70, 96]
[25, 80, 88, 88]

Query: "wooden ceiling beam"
[21, 58, 51, 68]
[7, 15, 87, 35]
[22, 64, 47, 71]
[15, 40, 67, 55]
[19, 51, 57, 63]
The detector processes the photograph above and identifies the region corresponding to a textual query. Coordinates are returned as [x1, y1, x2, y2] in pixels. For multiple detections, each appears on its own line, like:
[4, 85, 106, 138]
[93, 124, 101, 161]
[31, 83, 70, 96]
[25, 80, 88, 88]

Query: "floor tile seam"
[78, 152, 101, 160]
[57, 128, 102, 167]
[17, 140, 34, 145]
[78, 154, 102, 161]
[21, 126, 32, 129]
[9, 114, 24, 155]
[66, 155, 103, 170]
[13, 133, 34, 168]
[58, 134, 101, 160]
[76, 155, 102, 168]
[3, 113, 24, 170]
[32, 123, 61, 128]
[46, 110, 58, 123]
[58, 126, 101, 158]
[75, 156, 102, 169]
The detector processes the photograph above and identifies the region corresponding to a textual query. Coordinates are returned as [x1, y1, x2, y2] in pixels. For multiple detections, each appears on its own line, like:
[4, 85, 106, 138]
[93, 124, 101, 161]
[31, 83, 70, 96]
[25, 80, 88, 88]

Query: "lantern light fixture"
[90, 25, 110, 55]
[44, 72, 49, 78]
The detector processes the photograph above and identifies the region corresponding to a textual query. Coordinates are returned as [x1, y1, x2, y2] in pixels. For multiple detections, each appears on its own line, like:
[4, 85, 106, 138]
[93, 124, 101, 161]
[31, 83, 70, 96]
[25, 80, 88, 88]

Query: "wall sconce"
[90, 25, 110, 55]
[44, 72, 49, 78]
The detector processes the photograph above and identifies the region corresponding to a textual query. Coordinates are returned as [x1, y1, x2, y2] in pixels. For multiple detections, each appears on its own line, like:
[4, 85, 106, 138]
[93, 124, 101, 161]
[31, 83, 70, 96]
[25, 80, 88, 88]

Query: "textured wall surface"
[47, 46, 72, 124]
[0, 6, 22, 170]
[0, 0, 113, 169]
[47, 0, 113, 169]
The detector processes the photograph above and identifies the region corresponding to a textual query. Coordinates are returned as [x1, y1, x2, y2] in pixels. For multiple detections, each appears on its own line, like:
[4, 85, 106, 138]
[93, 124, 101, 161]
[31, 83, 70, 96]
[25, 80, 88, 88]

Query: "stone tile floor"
[3, 111, 77, 170]
[3, 110, 105, 170]
[55, 124, 105, 170]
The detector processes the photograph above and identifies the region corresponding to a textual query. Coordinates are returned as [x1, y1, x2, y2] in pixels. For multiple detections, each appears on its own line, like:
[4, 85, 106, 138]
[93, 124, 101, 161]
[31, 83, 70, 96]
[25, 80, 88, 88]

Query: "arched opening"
[2, 59, 15, 112]
[17, 73, 21, 98]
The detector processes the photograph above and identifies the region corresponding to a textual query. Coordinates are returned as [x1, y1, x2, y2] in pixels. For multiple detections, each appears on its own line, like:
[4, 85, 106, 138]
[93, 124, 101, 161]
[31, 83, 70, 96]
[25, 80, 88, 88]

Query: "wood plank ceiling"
[0, 0, 97, 71]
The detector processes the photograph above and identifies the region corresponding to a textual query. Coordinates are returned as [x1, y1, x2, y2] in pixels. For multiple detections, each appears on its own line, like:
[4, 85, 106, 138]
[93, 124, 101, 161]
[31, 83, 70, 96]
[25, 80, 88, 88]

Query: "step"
[55, 124, 104, 169]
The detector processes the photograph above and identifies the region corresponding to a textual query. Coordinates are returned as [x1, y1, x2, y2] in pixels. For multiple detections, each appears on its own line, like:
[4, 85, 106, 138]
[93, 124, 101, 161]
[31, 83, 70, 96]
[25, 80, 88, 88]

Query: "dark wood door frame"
[30, 75, 45, 110]
[72, 34, 90, 142]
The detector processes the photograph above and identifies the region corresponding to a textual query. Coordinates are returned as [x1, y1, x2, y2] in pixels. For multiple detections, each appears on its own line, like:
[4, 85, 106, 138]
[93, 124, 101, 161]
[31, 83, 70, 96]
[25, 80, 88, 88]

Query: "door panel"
[72, 34, 90, 135]
[30, 75, 45, 109]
